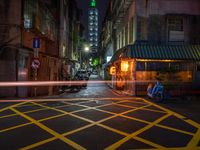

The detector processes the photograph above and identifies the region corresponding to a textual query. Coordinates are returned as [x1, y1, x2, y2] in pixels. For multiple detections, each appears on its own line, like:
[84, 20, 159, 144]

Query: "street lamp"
[80, 45, 90, 69]
[84, 46, 90, 52]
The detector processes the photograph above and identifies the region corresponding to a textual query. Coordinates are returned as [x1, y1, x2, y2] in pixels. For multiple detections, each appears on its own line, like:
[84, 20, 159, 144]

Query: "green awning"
[110, 44, 200, 62]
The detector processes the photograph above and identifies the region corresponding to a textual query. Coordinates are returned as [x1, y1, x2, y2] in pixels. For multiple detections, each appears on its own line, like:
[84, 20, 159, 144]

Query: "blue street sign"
[33, 38, 40, 49]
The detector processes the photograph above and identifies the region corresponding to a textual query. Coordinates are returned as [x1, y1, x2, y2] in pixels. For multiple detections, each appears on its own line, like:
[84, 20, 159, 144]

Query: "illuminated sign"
[107, 56, 112, 62]
[90, 0, 96, 7]
[110, 66, 116, 75]
[121, 61, 129, 72]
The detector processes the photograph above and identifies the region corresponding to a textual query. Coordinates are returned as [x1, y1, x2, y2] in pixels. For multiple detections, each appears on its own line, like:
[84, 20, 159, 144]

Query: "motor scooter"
[147, 82, 164, 102]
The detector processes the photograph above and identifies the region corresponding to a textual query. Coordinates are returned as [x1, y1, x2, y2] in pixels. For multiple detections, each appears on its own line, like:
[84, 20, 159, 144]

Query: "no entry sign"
[31, 58, 40, 69]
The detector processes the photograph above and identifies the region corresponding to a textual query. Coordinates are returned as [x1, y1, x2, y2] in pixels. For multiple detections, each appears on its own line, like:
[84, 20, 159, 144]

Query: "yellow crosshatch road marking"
[0, 101, 27, 113]
[0, 103, 70, 119]
[141, 98, 200, 128]
[20, 137, 57, 150]
[31, 101, 169, 149]
[115, 102, 166, 113]
[187, 126, 200, 149]
[1, 97, 200, 150]
[10, 107, 86, 150]
[0, 106, 93, 133]
[30, 99, 200, 149]
[105, 113, 172, 150]
[134, 136, 169, 150]
[0, 122, 32, 133]
[22, 101, 158, 149]
[62, 100, 196, 136]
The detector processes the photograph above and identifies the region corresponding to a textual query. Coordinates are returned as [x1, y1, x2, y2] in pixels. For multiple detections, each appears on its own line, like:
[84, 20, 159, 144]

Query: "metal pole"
[80, 49, 82, 69]
[34, 68, 37, 97]
[34, 48, 38, 97]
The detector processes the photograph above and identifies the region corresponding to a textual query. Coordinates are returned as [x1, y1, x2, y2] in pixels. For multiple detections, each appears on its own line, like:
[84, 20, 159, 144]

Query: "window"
[168, 17, 183, 31]
[170, 63, 180, 71]
[168, 16, 184, 42]
[136, 62, 145, 71]
[147, 62, 168, 71]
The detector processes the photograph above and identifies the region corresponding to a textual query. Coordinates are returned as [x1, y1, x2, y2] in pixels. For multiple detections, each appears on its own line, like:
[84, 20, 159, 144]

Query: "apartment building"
[102, 0, 200, 95]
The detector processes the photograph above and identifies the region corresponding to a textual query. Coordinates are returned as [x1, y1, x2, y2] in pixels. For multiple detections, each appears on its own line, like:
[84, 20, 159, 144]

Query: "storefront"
[108, 44, 200, 96]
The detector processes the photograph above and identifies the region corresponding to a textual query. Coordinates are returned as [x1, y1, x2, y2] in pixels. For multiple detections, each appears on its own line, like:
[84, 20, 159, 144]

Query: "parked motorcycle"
[69, 73, 88, 91]
[147, 82, 164, 102]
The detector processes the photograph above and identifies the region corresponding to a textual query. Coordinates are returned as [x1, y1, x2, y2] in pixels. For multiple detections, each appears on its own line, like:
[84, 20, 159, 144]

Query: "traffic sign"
[31, 58, 40, 69]
[33, 38, 40, 49]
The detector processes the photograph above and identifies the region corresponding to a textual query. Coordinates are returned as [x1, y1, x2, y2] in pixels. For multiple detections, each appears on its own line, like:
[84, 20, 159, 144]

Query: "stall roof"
[110, 44, 200, 63]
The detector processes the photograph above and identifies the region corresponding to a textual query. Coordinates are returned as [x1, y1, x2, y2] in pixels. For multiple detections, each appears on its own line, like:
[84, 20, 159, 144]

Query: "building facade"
[101, 0, 200, 95]
[0, 0, 83, 98]
[88, 0, 98, 53]
[0, 0, 60, 98]
[111, 0, 200, 49]
[61, 0, 83, 80]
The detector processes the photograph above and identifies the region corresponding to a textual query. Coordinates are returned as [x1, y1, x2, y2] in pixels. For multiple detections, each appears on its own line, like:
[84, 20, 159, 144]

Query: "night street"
[0, 75, 200, 150]
[1, 0, 200, 149]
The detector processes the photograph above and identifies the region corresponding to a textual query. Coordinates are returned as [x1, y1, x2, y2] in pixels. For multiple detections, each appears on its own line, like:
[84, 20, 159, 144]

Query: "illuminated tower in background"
[88, 0, 98, 53]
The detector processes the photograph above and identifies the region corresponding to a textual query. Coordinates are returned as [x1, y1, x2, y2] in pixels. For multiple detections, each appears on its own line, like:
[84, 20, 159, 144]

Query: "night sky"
[76, 0, 109, 34]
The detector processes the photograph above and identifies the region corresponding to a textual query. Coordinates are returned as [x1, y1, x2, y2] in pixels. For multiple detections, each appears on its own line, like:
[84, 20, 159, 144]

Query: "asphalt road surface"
[0, 75, 199, 150]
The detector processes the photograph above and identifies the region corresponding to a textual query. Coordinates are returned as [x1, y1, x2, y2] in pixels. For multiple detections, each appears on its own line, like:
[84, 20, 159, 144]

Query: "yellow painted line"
[10, 108, 86, 150]
[0, 107, 49, 119]
[98, 123, 128, 136]
[0, 113, 16, 119]
[184, 119, 200, 129]
[34, 100, 146, 132]
[141, 107, 167, 114]
[141, 98, 200, 126]
[115, 103, 167, 114]
[105, 113, 172, 150]
[134, 136, 169, 150]
[155, 147, 199, 150]
[32, 99, 199, 150]
[64, 99, 130, 112]
[96, 104, 197, 136]
[95, 103, 196, 146]
[0, 107, 50, 119]
[0, 101, 27, 113]
[120, 114, 151, 124]
[15, 103, 37, 107]
[14, 97, 131, 103]
[157, 124, 195, 136]
[140, 98, 183, 117]
[27, 99, 193, 150]
[187, 128, 200, 149]
[21, 124, 96, 150]
[125, 99, 150, 105]
[24, 108, 48, 113]
[139, 98, 200, 148]
[0, 122, 32, 133]
[0, 114, 66, 133]
[31, 102, 92, 118]
[99, 123, 167, 149]
[61, 99, 196, 137]
[20, 137, 57, 150]
[0, 105, 94, 133]
[38, 114, 67, 122]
